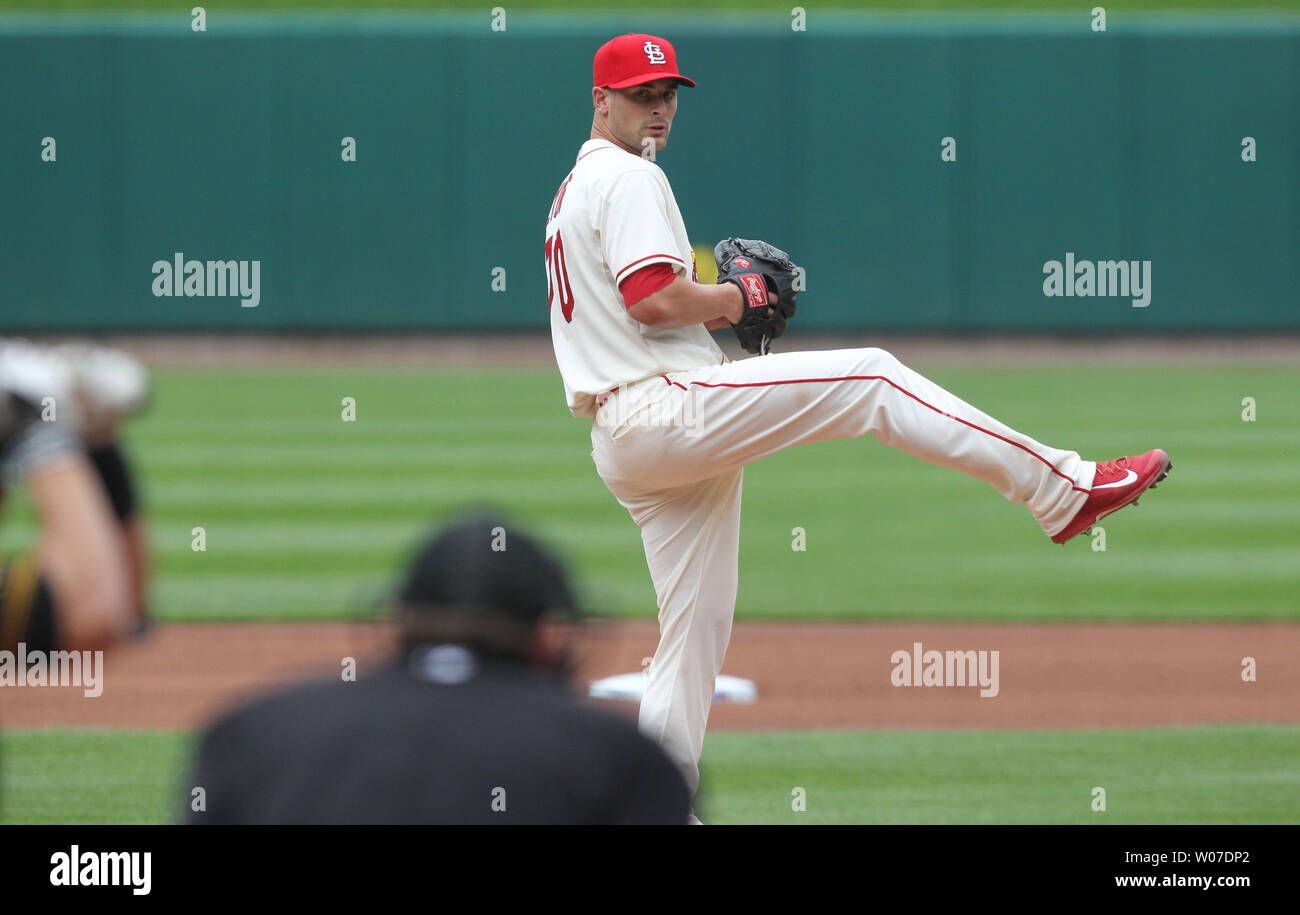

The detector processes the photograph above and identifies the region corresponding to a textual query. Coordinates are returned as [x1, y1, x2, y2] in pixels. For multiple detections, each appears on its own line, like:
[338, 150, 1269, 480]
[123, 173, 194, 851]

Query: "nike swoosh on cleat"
[1092, 469, 1138, 491]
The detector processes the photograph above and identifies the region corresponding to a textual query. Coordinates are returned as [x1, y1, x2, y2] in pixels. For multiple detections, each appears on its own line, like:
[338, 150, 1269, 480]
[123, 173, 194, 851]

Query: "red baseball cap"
[593, 33, 696, 90]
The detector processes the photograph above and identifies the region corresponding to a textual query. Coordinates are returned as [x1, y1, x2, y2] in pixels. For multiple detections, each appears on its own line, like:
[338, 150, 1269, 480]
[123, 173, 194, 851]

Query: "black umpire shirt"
[186, 643, 690, 824]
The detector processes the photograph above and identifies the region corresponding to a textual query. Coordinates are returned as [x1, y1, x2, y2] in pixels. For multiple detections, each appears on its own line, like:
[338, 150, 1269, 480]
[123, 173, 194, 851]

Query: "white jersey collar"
[576, 138, 624, 162]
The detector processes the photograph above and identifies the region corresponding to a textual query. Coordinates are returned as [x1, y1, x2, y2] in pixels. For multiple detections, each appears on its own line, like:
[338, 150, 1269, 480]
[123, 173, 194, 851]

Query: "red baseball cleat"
[1052, 449, 1172, 544]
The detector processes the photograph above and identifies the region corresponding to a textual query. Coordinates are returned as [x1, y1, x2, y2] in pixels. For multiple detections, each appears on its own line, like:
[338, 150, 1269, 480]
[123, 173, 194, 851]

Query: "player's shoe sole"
[1051, 449, 1172, 544]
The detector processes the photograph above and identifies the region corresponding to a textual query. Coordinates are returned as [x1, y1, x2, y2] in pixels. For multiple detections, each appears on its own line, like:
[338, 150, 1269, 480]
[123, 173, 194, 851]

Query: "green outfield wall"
[2, 11, 1296, 332]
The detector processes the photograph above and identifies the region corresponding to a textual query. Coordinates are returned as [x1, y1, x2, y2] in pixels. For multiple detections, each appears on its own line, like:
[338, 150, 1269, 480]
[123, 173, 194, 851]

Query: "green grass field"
[1, 361, 1296, 824]
[3, 364, 1295, 623]
[4, 725, 1298, 824]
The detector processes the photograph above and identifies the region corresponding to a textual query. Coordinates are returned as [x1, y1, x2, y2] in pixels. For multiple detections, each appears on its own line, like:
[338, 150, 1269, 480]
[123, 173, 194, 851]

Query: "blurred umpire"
[186, 511, 690, 824]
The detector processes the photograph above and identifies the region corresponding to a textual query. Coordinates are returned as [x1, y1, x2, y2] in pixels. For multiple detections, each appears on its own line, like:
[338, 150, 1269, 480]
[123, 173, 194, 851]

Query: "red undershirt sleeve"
[618, 262, 680, 308]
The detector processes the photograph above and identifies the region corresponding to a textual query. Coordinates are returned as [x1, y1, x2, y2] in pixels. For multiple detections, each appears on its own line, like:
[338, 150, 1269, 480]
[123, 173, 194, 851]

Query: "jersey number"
[545, 231, 575, 323]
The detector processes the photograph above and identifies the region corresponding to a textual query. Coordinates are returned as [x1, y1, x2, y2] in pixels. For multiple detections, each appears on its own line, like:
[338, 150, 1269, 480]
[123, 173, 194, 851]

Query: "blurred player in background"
[186, 510, 690, 824]
[0, 340, 151, 653]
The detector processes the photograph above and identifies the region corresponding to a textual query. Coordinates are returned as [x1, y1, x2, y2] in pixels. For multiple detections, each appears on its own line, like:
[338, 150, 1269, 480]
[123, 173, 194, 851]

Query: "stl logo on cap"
[593, 34, 697, 89]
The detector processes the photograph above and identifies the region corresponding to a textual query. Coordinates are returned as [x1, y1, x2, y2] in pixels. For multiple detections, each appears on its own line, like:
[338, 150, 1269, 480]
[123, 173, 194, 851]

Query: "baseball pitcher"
[545, 33, 1171, 812]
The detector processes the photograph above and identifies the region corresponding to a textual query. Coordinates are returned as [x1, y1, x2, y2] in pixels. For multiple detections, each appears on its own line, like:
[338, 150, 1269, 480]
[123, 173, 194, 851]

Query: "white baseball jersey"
[546, 139, 726, 418]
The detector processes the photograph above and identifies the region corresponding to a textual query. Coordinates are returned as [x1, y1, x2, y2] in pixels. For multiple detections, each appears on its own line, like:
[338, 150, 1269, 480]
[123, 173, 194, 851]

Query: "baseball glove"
[714, 237, 800, 355]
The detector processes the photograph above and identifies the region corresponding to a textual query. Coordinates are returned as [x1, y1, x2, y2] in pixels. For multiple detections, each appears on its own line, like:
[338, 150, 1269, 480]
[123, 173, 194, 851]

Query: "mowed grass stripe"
[0, 730, 192, 826]
[151, 575, 653, 620]
[700, 725, 1300, 825]
[140, 476, 602, 503]
[5, 725, 1296, 825]
[2, 518, 638, 554]
[136, 415, 576, 433]
[153, 573, 393, 619]
[139, 444, 583, 473]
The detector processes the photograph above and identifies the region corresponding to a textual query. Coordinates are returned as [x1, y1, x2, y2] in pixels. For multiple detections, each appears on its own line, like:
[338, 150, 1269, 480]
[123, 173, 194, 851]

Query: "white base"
[588, 672, 757, 705]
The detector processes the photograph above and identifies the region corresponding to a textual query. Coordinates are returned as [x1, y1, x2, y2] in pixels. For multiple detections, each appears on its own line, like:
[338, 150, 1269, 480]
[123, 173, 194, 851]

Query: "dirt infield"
[3, 621, 1296, 732]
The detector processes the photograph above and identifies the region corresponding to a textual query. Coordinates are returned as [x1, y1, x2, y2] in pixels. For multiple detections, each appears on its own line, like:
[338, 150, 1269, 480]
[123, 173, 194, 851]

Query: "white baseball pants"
[588, 346, 1095, 794]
